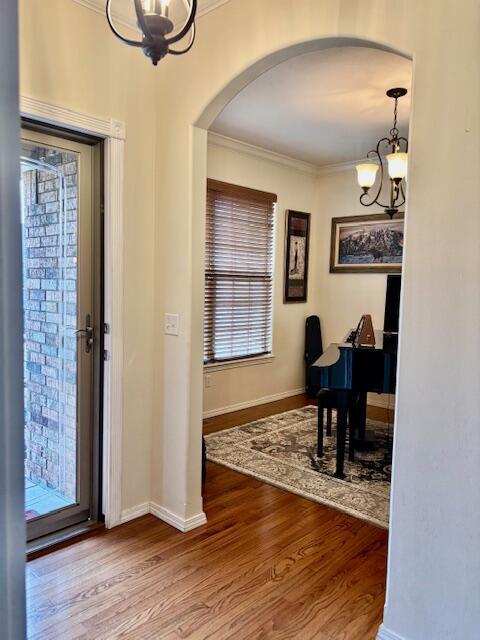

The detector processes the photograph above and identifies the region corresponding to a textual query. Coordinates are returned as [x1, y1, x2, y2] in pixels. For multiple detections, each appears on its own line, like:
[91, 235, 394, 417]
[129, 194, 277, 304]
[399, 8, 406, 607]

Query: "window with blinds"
[204, 179, 277, 364]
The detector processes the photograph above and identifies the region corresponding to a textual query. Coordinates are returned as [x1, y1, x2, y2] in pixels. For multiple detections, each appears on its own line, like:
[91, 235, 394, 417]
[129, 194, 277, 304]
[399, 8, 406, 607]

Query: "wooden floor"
[204, 392, 393, 435]
[27, 395, 389, 640]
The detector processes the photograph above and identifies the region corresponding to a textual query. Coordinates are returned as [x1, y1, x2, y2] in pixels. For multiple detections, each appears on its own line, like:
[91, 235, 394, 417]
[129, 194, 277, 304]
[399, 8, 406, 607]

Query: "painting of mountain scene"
[330, 214, 404, 273]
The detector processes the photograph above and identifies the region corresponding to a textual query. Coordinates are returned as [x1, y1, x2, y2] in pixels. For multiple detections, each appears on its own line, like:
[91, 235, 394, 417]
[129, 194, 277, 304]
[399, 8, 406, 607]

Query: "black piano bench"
[316, 388, 337, 456]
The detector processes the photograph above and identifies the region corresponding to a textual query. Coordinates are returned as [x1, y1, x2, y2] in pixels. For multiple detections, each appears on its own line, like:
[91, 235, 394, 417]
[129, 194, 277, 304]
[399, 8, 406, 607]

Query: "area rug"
[205, 405, 393, 528]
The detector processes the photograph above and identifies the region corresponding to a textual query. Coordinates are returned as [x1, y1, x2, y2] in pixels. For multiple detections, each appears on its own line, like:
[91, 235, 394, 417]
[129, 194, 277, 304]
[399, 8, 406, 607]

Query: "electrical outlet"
[164, 313, 179, 336]
[204, 374, 211, 389]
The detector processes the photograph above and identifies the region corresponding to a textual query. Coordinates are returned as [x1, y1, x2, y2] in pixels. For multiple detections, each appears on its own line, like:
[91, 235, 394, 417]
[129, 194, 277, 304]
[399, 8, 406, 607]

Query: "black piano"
[312, 329, 398, 478]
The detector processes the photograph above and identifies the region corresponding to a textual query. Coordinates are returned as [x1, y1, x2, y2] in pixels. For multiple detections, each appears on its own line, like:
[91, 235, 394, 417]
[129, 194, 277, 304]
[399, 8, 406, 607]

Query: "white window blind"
[204, 179, 277, 364]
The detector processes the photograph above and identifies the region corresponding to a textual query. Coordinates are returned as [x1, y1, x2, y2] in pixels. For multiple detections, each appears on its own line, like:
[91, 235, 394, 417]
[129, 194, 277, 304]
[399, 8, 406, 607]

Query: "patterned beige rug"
[205, 405, 392, 528]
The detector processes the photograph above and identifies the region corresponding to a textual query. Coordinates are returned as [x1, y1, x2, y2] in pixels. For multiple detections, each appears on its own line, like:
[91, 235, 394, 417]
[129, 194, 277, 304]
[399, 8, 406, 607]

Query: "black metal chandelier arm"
[359, 139, 391, 209]
[359, 191, 391, 209]
[397, 136, 409, 152]
[165, 0, 197, 45]
[397, 135, 408, 205]
[106, 0, 144, 46]
[371, 144, 385, 204]
[134, 0, 154, 41]
[360, 138, 396, 209]
[360, 192, 383, 207]
[168, 23, 196, 54]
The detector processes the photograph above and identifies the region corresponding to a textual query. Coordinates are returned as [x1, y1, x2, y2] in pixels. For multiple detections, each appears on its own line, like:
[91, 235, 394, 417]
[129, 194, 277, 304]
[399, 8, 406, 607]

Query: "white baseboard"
[120, 502, 150, 524]
[204, 389, 395, 418]
[203, 387, 305, 419]
[120, 502, 207, 532]
[150, 502, 207, 532]
[377, 625, 406, 640]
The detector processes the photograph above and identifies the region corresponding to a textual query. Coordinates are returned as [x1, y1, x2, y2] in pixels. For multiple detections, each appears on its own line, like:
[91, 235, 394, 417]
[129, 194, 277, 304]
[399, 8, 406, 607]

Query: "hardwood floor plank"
[86, 508, 334, 638]
[27, 395, 388, 639]
[201, 526, 385, 640]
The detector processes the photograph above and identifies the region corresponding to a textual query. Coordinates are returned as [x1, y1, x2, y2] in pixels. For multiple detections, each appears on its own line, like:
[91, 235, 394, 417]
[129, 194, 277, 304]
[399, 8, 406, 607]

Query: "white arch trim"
[195, 36, 412, 129]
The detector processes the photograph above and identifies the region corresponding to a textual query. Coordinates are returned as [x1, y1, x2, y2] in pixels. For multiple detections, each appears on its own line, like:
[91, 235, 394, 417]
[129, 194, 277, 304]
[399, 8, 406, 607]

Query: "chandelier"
[356, 88, 408, 218]
[106, 0, 197, 66]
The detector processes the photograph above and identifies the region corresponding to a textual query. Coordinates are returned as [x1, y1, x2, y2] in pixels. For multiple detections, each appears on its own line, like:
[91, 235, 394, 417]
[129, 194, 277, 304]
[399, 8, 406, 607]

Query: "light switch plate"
[164, 313, 179, 336]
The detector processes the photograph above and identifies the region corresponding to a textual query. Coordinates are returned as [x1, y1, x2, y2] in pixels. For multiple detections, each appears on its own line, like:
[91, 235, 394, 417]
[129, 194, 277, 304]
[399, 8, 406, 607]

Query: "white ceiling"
[211, 47, 412, 167]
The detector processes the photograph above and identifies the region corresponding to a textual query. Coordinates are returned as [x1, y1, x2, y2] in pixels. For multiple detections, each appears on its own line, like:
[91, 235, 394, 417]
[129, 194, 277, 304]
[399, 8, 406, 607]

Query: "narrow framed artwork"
[284, 210, 310, 302]
[330, 213, 404, 274]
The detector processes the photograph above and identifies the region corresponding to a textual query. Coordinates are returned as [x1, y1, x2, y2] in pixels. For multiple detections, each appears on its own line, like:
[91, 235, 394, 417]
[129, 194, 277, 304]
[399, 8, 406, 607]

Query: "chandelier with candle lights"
[356, 88, 408, 218]
[106, 0, 197, 66]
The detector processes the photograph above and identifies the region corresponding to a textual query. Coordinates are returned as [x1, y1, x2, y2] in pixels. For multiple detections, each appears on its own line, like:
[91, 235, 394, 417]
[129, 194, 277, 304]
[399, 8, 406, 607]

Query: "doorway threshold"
[27, 520, 104, 561]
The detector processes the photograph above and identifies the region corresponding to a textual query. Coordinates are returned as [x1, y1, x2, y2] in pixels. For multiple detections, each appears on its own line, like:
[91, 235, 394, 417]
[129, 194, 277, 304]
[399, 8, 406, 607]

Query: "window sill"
[204, 354, 275, 372]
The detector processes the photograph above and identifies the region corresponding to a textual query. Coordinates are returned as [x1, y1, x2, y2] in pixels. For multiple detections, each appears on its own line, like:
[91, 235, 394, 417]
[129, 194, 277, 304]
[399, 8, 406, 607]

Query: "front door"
[20, 127, 102, 541]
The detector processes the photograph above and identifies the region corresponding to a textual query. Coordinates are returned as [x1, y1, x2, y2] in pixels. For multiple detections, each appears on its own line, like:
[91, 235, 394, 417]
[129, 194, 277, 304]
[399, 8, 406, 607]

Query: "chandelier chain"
[390, 97, 399, 140]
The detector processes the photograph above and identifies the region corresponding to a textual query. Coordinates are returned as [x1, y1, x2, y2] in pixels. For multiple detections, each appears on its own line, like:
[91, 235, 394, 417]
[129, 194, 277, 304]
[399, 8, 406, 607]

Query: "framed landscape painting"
[330, 213, 404, 273]
[284, 210, 310, 302]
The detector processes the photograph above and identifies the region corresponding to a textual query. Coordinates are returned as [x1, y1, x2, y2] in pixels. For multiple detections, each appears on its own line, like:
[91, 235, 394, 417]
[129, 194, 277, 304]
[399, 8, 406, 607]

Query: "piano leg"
[357, 391, 367, 442]
[334, 391, 349, 479]
[353, 391, 377, 452]
[346, 391, 365, 462]
[326, 408, 332, 436]
[317, 407, 324, 457]
[348, 394, 356, 463]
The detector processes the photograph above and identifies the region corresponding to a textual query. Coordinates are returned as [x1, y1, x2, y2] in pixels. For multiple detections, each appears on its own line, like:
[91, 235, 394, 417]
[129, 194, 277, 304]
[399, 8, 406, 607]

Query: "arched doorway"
[187, 35, 413, 635]
[190, 34, 412, 498]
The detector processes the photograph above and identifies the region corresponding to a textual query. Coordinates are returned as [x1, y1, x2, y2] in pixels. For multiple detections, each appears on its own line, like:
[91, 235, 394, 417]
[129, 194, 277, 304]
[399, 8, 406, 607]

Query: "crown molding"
[208, 131, 367, 178]
[208, 131, 320, 176]
[72, 0, 232, 31]
[197, 0, 232, 17]
[72, 0, 134, 31]
[316, 157, 369, 177]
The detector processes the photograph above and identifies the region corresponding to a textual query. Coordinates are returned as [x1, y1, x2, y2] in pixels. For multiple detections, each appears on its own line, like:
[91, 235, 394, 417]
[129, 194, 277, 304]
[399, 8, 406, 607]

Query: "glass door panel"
[20, 129, 96, 541]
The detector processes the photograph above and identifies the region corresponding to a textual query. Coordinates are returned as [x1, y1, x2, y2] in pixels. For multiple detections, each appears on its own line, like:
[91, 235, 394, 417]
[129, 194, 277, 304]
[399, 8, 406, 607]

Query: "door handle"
[75, 315, 94, 353]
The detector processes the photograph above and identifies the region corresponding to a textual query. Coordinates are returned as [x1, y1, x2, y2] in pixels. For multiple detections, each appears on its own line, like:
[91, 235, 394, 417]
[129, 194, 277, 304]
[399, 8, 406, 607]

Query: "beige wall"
[203, 140, 319, 414]
[204, 142, 396, 415]
[19, 2, 480, 637]
[316, 168, 396, 409]
[152, 1, 480, 638]
[19, 0, 157, 513]
[316, 169, 389, 345]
